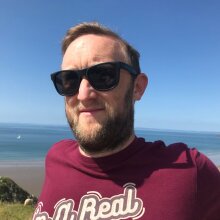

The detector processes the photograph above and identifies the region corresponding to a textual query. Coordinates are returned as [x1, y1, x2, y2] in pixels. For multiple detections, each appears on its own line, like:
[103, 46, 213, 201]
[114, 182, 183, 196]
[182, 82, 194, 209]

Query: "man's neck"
[79, 134, 136, 158]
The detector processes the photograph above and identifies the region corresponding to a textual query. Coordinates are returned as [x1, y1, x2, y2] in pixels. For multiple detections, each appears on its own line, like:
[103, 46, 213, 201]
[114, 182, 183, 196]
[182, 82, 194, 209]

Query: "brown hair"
[62, 22, 141, 74]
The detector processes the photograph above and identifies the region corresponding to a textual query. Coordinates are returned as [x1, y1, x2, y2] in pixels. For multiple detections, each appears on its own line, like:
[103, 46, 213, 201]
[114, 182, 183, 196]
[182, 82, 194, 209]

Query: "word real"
[33, 183, 145, 220]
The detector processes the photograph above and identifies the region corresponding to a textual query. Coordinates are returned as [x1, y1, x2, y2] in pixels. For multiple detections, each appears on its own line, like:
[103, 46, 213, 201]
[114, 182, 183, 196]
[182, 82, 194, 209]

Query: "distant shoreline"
[0, 159, 44, 167]
[0, 122, 219, 134]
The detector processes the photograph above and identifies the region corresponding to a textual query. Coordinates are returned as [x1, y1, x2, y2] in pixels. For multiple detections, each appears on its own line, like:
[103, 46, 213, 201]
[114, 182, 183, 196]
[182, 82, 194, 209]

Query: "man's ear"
[133, 73, 148, 101]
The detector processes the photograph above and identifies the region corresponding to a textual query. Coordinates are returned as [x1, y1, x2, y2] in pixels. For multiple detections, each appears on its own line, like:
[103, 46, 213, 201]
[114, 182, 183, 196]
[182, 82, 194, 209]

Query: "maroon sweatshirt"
[33, 137, 220, 220]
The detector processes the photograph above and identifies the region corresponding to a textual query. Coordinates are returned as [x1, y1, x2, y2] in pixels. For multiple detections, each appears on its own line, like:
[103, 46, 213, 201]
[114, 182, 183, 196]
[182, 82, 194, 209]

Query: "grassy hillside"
[0, 203, 34, 220]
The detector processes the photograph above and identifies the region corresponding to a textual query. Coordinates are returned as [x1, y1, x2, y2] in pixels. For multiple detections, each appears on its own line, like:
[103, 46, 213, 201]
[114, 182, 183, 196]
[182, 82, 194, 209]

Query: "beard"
[66, 85, 134, 155]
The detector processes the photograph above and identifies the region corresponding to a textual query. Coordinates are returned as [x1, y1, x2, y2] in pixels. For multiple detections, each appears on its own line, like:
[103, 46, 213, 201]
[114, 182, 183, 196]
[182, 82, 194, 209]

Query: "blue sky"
[0, 0, 219, 132]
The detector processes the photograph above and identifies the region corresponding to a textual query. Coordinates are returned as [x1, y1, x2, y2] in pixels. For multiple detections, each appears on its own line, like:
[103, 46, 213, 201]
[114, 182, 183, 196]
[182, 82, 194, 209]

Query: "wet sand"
[0, 161, 44, 197]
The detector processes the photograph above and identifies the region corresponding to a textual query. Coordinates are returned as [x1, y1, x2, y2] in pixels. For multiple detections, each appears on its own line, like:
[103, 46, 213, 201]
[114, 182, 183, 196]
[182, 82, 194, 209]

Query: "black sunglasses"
[51, 61, 139, 96]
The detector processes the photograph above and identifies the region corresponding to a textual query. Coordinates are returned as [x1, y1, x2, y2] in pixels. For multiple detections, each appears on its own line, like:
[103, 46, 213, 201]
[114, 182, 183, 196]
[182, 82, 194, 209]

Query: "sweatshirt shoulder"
[162, 142, 219, 173]
[146, 140, 197, 167]
[49, 139, 77, 151]
[46, 139, 78, 161]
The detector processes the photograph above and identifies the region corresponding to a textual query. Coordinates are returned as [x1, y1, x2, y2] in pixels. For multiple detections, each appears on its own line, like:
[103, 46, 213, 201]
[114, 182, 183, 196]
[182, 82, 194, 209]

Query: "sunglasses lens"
[51, 62, 121, 96]
[88, 63, 118, 90]
[55, 71, 80, 96]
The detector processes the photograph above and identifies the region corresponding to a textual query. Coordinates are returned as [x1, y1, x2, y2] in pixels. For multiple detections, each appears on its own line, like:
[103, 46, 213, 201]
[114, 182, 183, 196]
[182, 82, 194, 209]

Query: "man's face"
[62, 34, 136, 155]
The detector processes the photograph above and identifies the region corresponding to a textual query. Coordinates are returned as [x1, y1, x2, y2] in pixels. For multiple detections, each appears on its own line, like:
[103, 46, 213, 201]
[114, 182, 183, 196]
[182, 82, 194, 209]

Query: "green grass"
[0, 203, 34, 220]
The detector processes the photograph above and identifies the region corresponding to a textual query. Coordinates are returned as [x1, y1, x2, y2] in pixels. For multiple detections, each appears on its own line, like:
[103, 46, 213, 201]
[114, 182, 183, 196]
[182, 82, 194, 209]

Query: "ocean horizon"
[0, 123, 220, 166]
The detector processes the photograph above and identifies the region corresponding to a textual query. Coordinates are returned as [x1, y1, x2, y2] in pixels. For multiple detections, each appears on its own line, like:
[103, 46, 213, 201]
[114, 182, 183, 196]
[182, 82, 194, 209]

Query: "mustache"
[75, 101, 106, 112]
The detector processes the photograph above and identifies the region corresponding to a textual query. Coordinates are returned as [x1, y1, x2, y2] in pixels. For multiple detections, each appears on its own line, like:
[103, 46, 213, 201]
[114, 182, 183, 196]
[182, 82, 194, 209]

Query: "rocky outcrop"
[0, 176, 37, 204]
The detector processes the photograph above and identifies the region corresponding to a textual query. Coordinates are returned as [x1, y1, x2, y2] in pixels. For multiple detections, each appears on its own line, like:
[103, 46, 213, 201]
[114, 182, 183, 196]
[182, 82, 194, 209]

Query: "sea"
[0, 123, 220, 166]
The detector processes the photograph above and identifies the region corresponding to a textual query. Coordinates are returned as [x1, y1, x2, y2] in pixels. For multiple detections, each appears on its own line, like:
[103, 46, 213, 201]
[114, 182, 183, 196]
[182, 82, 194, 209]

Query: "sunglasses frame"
[51, 61, 139, 96]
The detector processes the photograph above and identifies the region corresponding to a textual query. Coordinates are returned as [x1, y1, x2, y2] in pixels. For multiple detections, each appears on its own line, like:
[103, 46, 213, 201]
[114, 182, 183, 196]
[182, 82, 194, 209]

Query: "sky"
[0, 0, 220, 132]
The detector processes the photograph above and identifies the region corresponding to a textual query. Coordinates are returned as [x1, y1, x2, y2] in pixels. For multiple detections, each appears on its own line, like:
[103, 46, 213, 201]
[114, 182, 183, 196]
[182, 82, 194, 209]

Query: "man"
[33, 22, 220, 220]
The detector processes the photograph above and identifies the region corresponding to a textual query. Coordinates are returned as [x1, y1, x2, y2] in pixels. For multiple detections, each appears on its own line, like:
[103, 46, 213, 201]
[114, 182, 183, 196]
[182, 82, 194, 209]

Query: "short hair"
[62, 22, 141, 74]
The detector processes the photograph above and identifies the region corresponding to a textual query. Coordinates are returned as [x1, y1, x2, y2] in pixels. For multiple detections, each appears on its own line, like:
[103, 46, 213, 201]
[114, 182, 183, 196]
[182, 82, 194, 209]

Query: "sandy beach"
[0, 161, 44, 197]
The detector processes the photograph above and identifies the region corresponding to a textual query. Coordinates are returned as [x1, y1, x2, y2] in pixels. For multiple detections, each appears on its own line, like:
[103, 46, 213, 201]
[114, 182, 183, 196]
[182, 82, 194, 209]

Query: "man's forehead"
[65, 34, 125, 54]
[62, 34, 128, 69]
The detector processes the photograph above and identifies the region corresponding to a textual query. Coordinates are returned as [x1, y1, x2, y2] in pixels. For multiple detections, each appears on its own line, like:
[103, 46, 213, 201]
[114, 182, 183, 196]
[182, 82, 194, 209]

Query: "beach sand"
[0, 162, 44, 197]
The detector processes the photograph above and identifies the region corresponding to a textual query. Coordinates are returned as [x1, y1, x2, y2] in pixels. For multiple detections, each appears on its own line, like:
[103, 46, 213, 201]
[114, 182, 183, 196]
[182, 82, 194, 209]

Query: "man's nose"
[77, 78, 97, 100]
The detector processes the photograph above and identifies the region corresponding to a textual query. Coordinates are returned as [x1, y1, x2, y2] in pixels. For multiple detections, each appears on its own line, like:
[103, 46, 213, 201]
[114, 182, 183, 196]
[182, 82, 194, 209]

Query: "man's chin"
[74, 123, 102, 139]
